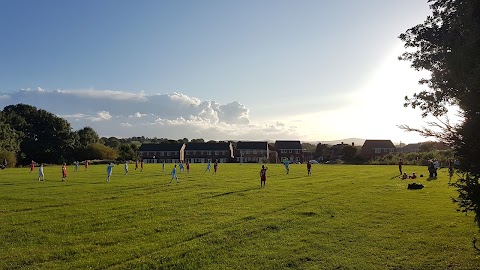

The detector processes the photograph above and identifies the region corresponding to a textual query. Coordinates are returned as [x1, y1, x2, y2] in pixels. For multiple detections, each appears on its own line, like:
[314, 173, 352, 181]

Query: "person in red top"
[307, 161, 312, 176]
[62, 163, 68, 181]
[260, 165, 268, 188]
[30, 160, 35, 173]
[213, 160, 218, 175]
[85, 160, 89, 171]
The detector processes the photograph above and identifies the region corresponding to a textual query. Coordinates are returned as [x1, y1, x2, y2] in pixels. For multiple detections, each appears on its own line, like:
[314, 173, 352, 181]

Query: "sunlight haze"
[0, 0, 438, 143]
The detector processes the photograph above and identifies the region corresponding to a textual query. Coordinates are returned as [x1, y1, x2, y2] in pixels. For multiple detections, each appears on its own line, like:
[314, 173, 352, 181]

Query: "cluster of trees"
[0, 104, 225, 167]
[399, 0, 480, 228]
[0, 104, 136, 166]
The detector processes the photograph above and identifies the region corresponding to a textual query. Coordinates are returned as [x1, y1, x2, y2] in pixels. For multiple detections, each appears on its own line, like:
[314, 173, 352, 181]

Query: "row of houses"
[137, 140, 398, 163]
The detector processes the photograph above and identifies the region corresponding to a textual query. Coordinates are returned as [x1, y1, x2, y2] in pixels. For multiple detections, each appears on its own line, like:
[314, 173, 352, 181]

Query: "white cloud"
[0, 88, 297, 140]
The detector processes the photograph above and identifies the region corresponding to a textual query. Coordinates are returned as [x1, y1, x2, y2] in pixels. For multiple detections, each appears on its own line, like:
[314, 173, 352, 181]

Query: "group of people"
[398, 158, 459, 181]
[31, 160, 90, 181]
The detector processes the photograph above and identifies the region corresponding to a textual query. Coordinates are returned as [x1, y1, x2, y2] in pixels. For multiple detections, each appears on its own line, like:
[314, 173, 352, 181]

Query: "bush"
[0, 150, 17, 168]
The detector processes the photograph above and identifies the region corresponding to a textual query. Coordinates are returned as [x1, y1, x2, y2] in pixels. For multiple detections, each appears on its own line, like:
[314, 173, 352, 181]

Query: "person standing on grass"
[106, 163, 115, 182]
[135, 159, 138, 171]
[74, 161, 79, 172]
[30, 160, 35, 173]
[307, 161, 312, 176]
[284, 160, 290, 174]
[186, 161, 190, 173]
[124, 161, 129, 175]
[398, 158, 403, 175]
[448, 158, 454, 182]
[85, 160, 89, 171]
[260, 165, 268, 188]
[433, 159, 439, 178]
[213, 160, 218, 175]
[170, 164, 179, 184]
[204, 161, 211, 173]
[141, 159, 144, 172]
[38, 163, 45, 181]
[62, 163, 68, 181]
[3, 158, 8, 168]
[179, 162, 184, 173]
[162, 161, 165, 172]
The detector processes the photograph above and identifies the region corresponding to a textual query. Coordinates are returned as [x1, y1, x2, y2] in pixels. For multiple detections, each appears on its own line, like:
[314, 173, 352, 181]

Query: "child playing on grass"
[38, 163, 45, 181]
[106, 163, 115, 182]
[260, 165, 268, 188]
[284, 160, 289, 174]
[62, 163, 67, 181]
[205, 161, 211, 173]
[170, 164, 179, 184]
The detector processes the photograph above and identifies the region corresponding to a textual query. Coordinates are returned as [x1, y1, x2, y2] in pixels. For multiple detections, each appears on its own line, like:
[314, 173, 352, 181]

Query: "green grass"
[1, 163, 480, 269]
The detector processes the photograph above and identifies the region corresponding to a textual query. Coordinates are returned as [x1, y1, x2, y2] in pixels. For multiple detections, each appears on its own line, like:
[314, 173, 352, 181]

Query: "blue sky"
[0, 1, 441, 143]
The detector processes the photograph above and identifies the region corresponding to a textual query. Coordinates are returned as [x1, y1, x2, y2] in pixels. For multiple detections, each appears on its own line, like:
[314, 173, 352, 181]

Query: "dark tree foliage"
[2, 104, 78, 164]
[399, 0, 480, 226]
[0, 112, 20, 152]
[77, 126, 100, 148]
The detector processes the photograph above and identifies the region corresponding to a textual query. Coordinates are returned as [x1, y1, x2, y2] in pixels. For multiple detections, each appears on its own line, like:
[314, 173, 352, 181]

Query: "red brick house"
[275, 140, 303, 163]
[360, 140, 396, 160]
[138, 142, 234, 163]
[184, 142, 234, 163]
[235, 141, 269, 163]
[137, 143, 183, 163]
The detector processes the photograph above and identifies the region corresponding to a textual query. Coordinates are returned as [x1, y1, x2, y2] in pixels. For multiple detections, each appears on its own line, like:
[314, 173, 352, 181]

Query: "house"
[275, 140, 303, 163]
[360, 140, 396, 160]
[138, 142, 234, 163]
[235, 141, 269, 163]
[398, 143, 422, 153]
[184, 142, 234, 163]
[137, 143, 183, 163]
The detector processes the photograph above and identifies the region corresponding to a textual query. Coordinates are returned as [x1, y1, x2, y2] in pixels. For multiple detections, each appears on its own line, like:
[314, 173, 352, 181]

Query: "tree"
[77, 127, 100, 148]
[118, 143, 138, 161]
[341, 145, 357, 162]
[399, 0, 480, 227]
[0, 112, 20, 153]
[2, 104, 78, 164]
[315, 143, 328, 154]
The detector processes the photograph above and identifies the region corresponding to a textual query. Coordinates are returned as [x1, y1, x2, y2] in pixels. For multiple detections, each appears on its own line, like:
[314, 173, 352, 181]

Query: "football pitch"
[1, 163, 479, 269]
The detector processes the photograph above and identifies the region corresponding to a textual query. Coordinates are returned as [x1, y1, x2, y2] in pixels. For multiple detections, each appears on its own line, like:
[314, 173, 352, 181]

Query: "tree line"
[0, 104, 213, 167]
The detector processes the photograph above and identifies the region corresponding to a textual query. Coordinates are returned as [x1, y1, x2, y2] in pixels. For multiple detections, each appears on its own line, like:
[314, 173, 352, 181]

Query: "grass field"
[1, 163, 480, 269]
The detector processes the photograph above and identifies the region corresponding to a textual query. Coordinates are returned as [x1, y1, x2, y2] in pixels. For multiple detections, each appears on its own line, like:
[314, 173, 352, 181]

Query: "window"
[193, 151, 197, 155]
[253, 150, 257, 154]
[384, 149, 388, 153]
[281, 149, 287, 153]
[289, 150, 292, 153]
[215, 151, 219, 155]
[207, 151, 211, 155]
[374, 148, 381, 153]
[246, 150, 250, 154]
[295, 150, 300, 154]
